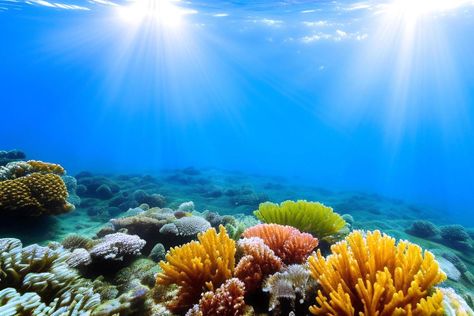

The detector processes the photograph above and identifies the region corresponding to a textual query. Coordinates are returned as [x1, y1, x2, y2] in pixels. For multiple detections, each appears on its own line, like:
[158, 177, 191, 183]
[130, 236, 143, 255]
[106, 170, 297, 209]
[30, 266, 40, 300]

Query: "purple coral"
[89, 233, 146, 261]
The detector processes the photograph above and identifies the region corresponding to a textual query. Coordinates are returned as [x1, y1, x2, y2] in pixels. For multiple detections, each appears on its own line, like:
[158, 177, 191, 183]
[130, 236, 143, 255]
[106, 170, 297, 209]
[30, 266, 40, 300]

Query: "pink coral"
[186, 278, 247, 316]
[235, 237, 283, 294]
[242, 224, 318, 264]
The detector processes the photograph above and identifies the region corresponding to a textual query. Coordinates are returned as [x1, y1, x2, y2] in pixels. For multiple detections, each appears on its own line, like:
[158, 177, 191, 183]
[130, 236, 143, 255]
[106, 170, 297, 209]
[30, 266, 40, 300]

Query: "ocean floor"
[1, 154, 473, 314]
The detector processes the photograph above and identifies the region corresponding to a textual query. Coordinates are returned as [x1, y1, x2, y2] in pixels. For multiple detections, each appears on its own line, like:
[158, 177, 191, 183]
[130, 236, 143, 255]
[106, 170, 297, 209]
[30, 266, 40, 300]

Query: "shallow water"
[1, 0, 474, 314]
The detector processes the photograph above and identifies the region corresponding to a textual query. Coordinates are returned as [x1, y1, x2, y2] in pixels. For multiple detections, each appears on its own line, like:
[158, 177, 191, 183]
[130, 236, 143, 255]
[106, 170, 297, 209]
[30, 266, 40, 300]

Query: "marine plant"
[253, 200, 346, 239]
[307, 230, 447, 315]
[242, 223, 318, 264]
[156, 225, 236, 313]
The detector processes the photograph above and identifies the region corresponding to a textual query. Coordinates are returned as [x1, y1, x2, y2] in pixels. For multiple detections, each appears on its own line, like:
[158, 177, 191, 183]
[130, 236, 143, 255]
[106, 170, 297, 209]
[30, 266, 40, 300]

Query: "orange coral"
[0, 173, 74, 216]
[242, 224, 318, 264]
[235, 237, 283, 294]
[308, 230, 446, 316]
[186, 278, 247, 316]
[27, 160, 65, 175]
[157, 226, 236, 313]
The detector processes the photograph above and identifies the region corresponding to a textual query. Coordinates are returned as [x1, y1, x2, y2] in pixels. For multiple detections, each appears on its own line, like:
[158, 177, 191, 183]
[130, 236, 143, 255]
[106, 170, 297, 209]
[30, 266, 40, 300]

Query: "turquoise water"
[1, 1, 474, 222]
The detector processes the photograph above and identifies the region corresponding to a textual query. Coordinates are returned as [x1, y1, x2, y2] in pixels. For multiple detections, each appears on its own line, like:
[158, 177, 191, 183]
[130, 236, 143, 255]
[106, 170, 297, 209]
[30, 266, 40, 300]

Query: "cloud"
[26, 0, 89, 9]
[213, 13, 228, 17]
[303, 20, 329, 27]
[257, 18, 284, 27]
[88, 0, 118, 6]
[301, 29, 368, 43]
[344, 2, 373, 11]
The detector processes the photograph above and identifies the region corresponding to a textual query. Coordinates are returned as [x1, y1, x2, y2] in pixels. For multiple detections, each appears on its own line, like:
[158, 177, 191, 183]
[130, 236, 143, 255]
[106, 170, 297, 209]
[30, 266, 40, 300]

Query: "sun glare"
[117, 0, 197, 27]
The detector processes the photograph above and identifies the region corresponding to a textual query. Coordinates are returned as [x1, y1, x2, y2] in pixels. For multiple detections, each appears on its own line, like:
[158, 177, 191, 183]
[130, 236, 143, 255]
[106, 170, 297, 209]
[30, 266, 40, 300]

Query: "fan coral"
[263, 264, 316, 313]
[235, 237, 283, 294]
[156, 226, 236, 313]
[89, 233, 146, 261]
[186, 278, 247, 316]
[242, 224, 318, 264]
[0, 172, 75, 216]
[254, 200, 346, 239]
[307, 230, 447, 316]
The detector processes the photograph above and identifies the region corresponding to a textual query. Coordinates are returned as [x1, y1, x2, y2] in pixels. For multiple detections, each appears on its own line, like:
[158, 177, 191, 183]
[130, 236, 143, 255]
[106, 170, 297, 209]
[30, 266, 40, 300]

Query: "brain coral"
[242, 223, 318, 264]
[308, 230, 447, 316]
[157, 225, 235, 313]
[0, 172, 75, 216]
[254, 200, 346, 239]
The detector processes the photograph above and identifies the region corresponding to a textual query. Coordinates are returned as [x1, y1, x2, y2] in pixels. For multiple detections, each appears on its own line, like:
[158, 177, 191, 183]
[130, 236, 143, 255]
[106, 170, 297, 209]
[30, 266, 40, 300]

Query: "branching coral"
[235, 237, 283, 294]
[186, 278, 247, 316]
[307, 230, 447, 316]
[0, 173, 74, 216]
[242, 224, 318, 264]
[254, 200, 346, 239]
[156, 225, 236, 313]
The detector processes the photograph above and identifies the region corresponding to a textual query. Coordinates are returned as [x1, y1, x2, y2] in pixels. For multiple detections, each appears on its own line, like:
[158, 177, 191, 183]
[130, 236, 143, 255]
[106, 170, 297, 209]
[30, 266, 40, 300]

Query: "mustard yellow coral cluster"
[27, 160, 65, 175]
[308, 230, 446, 316]
[156, 225, 236, 313]
[0, 173, 74, 216]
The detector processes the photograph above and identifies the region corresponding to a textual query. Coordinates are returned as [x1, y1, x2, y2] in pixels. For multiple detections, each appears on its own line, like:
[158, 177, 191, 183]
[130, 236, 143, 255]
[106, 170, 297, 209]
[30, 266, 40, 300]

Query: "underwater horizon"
[1, 0, 474, 315]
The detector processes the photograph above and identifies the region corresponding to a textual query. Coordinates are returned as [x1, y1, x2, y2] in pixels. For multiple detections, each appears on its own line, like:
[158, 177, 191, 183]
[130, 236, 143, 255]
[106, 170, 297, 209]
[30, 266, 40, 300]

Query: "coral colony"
[0, 151, 473, 315]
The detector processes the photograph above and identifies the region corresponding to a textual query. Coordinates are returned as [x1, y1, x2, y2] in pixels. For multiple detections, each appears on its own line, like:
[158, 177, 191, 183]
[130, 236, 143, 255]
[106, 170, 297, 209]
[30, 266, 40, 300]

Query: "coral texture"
[235, 237, 283, 294]
[0, 238, 101, 314]
[263, 264, 315, 313]
[253, 200, 346, 239]
[186, 278, 247, 316]
[0, 172, 74, 216]
[242, 223, 318, 264]
[89, 233, 146, 261]
[157, 225, 236, 313]
[307, 230, 447, 315]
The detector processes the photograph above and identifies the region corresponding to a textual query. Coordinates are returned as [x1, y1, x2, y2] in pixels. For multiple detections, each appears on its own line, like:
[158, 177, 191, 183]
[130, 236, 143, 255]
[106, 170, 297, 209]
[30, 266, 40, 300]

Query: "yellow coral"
[0, 173, 73, 216]
[254, 200, 346, 239]
[308, 230, 446, 316]
[27, 160, 65, 175]
[156, 225, 235, 313]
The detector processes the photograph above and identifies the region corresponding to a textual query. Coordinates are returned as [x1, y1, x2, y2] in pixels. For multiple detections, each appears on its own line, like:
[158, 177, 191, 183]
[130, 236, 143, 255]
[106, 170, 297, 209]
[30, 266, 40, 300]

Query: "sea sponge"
[254, 200, 346, 239]
[186, 278, 247, 316]
[242, 224, 318, 264]
[235, 237, 283, 294]
[156, 225, 235, 313]
[0, 172, 74, 216]
[307, 230, 446, 315]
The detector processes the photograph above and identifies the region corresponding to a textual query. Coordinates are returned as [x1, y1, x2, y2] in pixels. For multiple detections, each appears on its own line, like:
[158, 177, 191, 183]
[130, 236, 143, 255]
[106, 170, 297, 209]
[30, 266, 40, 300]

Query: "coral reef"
[406, 220, 440, 238]
[0, 172, 75, 216]
[242, 223, 318, 264]
[263, 264, 316, 314]
[156, 226, 236, 312]
[89, 233, 146, 261]
[440, 225, 473, 250]
[0, 150, 25, 166]
[440, 287, 474, 316]
[307, 230, 447, 315]
[235, 237, 283, 294]
[254, 200, 346, 239]
[186, 278, 247, 316]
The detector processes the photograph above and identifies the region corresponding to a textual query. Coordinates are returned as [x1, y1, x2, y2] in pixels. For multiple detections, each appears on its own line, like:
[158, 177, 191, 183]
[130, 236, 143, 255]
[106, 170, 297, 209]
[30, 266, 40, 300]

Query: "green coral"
[253, 200, 346, 239]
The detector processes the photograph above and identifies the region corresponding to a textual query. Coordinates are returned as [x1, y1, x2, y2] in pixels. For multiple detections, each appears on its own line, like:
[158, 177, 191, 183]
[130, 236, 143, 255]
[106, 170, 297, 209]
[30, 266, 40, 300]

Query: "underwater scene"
[1, 0, 474, 315]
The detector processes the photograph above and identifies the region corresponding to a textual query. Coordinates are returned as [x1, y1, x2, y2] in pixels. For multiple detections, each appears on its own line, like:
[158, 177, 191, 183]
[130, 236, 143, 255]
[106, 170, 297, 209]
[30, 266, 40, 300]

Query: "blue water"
[1, 0, 474, 224]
